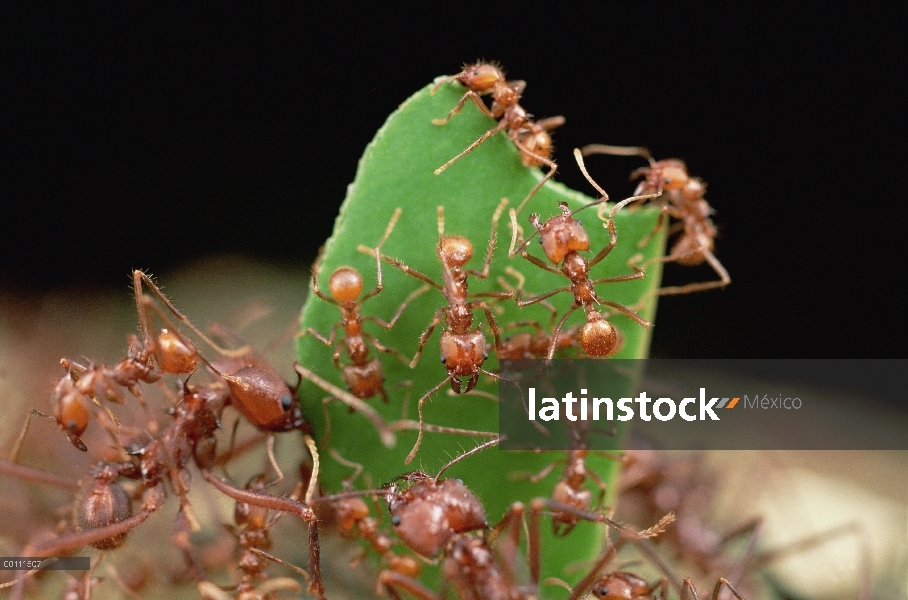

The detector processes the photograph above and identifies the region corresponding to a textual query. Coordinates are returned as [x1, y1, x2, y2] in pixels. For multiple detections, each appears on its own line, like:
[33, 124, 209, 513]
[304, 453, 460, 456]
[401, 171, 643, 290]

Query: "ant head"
[537, 203, 590, 265]
[651, 159, 689, 191]
[438, 235, 474, 267]
[54, 377, 90, 450]
[156, 329, 199, 374]
[458, 62, 502, 93]
[385, 474, 487, 558]
[579, 312, 619, 357]
[328, 267, 364, 302]
[592, 572, 651, 600]
[220, 366, 307, 433]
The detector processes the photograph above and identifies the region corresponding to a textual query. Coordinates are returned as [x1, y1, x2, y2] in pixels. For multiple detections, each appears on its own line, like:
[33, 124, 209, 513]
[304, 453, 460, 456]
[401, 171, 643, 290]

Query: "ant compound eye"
[280, 394, 293, 411]
[391, 515, 402, 527]
[454, 478, 464, 484]
[576, 220, 582, 227]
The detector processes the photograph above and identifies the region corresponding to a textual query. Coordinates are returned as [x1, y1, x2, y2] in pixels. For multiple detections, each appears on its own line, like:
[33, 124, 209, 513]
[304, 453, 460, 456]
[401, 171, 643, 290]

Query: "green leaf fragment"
[297, 78, 666, 590]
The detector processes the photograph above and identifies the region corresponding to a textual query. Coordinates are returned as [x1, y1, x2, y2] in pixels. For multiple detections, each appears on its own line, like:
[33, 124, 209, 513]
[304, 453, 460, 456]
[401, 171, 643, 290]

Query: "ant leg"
[708, 579, 747, 600]
[389, 419, 498, 440]
[201, 471, 324, 599]
[545, 305, 578, 362]
[465, 198, 508, 279]
[357, 245, 443, 290]
[655, 248, 731, 296]
[515, 283, 568, 313]
[365, 284, 432, 330]
[508, 458, 563, 484]
[433, 90, 496, 125]
[304, 322, 342, 348]
[27, 510, 152, 557]
[471, 300, 502, 356]
[580, 143, 654, 162]
[608, 189, 664, 218]
[585, 468, 609, 511]
[405, 374, 454, 465]
[0, 457, 81, 491]
[477, 368, 547, 437]
[134, 270, 241, 358]
[410, 307, 447, 369]
[513, 150, 557, 220]
[590, 270, 646, 285]
[263, 435, 283, 487]
[435, 120, 509, 175]
[379, 571, 443, 600]
[361, 208, 403, 301]
[363, 332, 411, 367]
[587, 217, 618, 268]
[294, 363, 395, 449]
[637, 205, 670, 248]
[598, 301, 650, 328]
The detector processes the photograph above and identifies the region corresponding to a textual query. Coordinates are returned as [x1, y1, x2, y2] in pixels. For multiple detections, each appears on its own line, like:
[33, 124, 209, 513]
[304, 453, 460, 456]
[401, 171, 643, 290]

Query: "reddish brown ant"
[358, 200, 516, 464]
[308, 450, 423, 594]
[432, 61, 565, 217]
[507, 173, 650, 360]
[301, 207, 429, 447]
[194, 473, 311, 599]
[561, 539, 747, 600]
[579, 145, 731, 297]
[41, 270, 203, 451]
[379, 438, 665, 600]
[4, 366, 325, 598]
[496, 267, 626, 360]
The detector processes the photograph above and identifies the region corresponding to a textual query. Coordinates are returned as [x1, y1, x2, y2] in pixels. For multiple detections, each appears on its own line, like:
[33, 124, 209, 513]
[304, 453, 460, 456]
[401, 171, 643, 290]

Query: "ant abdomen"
[78, 469, 133, 550]
[579, 313, 619, 357]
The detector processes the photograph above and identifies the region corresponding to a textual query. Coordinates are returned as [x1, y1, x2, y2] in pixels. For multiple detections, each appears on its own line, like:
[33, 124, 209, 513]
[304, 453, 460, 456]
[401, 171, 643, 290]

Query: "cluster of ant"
[0, 61, 747, 600]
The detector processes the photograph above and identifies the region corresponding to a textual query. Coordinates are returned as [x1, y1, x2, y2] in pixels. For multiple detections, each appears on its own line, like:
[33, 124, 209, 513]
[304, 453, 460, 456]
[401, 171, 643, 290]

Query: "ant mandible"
[359, 199, 516, 464]
[580, 144, 731, 296]
[432, 61, 565, 218]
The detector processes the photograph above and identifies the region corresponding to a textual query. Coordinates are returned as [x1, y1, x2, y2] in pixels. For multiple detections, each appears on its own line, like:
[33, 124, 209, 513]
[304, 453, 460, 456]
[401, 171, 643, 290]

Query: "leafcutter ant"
[358, 200, 516, 464]
[432, 61, 565, 217]
[300, 207, 429, 448]
[579, 145, 731, 297]
[507, 168, 650, 361]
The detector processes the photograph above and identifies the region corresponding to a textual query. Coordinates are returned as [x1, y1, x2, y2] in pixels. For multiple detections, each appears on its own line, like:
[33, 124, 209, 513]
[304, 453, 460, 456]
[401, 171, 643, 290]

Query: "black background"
[3, 6, 902, 369]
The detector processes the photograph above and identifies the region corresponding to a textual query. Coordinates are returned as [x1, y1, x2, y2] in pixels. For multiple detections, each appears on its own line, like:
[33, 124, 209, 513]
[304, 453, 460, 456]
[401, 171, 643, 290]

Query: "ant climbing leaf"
[297, 78, 667, 589]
